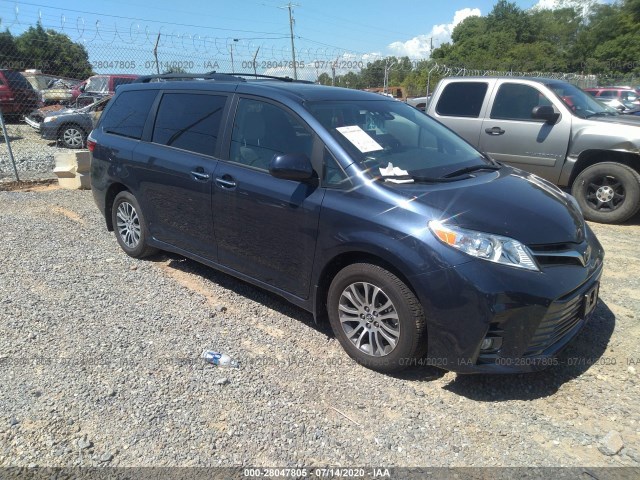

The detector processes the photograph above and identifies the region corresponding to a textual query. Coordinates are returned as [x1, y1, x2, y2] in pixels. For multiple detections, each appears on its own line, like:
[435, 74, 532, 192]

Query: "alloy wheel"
[116, 201, 141, 249]
[338, 282, 400, 357]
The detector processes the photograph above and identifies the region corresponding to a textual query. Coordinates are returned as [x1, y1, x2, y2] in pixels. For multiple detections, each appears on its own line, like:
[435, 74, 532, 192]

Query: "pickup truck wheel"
[59, 124, 86, 149]
[572, 162, 640, 224]
[327, 263, 427, 373]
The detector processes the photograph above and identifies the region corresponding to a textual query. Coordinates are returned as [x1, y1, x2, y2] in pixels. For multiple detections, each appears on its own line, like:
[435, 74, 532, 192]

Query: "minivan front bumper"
[411, 240, 604, 374]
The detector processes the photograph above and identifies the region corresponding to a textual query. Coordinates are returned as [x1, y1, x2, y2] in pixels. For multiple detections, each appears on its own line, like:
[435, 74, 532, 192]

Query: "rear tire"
[571, 162, 640, 224]
[111, 191, 158, 258]
[327, 263, 427, 373]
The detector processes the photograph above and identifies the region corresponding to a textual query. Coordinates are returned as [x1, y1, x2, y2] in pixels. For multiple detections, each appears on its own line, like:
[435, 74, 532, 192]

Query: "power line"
[6, 1, 289, 36]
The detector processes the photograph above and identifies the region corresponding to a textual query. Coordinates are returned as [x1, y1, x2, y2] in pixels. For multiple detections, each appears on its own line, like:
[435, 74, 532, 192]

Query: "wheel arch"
[104, 182, 130, 231]
[569, 149, 640, 186]
[313, 250, 420, 324]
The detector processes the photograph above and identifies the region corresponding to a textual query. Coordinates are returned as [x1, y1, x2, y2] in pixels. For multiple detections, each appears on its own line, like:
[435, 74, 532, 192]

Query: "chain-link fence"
[1, 6, 639, 183]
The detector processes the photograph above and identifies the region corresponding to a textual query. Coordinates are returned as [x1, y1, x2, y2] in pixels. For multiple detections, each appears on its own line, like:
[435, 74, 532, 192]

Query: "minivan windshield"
[306, 99, 490, 180]
[545, 81, 619, 119]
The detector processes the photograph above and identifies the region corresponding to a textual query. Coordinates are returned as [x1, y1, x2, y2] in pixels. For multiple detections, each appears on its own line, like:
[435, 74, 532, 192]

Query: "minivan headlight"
[428, 221, 539, 271]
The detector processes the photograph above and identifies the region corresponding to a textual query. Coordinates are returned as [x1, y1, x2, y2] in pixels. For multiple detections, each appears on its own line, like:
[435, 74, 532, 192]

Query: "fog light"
[480, 336, 503, 352]
[480, 338, 493, 350]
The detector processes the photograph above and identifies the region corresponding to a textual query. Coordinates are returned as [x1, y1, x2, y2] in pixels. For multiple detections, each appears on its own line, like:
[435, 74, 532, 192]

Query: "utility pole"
[280, 3, 299, 80]
[383, 58, 396, 94]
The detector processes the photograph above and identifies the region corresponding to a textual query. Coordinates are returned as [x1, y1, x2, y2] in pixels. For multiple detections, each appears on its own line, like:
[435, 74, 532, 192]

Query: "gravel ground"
[0, 121, 57, 182]
[0, 186, 639, 469]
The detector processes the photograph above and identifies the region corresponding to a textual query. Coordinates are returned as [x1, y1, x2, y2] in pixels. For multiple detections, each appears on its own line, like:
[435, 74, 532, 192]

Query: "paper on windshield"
[379, 163, 413, 184]
[336, 125, 383, 153]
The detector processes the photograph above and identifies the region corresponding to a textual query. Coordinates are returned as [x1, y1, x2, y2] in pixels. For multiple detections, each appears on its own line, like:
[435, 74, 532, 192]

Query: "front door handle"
[216, 176, 237, 189]
[485, 127, 506, 135]
[191, 169, 210, 181]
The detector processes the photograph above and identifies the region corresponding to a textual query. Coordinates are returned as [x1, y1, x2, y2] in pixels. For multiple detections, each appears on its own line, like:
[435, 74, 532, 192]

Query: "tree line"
[2, 1, 639, 92]
[319, 0, 640, 96]
[0, 23, 93, 79]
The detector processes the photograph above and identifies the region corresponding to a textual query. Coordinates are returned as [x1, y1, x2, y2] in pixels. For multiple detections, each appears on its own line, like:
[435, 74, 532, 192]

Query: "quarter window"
[229, 98, 313, 171]
[322, 149, 350, 188]
[436, 82, 488, 118]
[152, 93, 226, 156]
[101, 90, 156, 140]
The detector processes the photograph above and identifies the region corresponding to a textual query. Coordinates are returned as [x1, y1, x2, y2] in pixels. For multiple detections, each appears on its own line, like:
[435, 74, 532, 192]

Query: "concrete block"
[53, 150, 91, 190]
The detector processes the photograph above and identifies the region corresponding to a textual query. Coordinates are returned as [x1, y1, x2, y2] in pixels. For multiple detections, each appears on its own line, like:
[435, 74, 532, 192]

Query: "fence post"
[0, 108, 21, 183]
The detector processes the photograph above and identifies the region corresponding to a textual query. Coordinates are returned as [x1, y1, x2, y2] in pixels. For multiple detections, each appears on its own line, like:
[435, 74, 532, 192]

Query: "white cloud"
[387, 8, 481, 59]
[532, 0, 602, 16]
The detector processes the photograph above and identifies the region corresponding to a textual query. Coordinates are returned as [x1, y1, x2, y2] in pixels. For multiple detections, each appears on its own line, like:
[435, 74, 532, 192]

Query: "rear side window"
[4, 70, 32, 90]
[101, 90, 157, 140]
[436, 82, 488, 118]
[152, 93, 227, 156]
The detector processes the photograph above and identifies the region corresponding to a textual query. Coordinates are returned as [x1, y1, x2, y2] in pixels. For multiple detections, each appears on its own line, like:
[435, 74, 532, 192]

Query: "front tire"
[111, 191, 158, 258]
[59, 124, 86, 149]
[572, 162, 640, 224]
[327, 263, 427, 373]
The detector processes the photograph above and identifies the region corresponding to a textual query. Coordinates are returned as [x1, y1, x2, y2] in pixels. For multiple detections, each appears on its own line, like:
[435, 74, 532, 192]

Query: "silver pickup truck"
[426, 77, 640, 223]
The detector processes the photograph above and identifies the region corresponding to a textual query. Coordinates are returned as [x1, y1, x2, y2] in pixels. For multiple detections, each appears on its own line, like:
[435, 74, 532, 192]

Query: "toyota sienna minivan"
[89, 73, 604, 373]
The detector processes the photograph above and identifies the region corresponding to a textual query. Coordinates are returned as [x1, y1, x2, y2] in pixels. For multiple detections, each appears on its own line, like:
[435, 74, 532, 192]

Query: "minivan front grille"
[530, 242, 592, 267]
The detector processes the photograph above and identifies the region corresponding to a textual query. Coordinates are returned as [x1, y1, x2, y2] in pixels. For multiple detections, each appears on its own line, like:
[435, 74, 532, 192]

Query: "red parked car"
[583, 87, 640, 109]
[0, 69, 41, 121]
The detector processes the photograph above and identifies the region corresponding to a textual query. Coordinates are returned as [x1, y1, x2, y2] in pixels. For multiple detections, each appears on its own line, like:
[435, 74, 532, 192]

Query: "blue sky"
[0, 0, 601, 56]
[0, 0, 610, 77]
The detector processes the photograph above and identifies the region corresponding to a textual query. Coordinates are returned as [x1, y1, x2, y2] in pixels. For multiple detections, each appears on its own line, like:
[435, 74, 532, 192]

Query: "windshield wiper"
[378, 174, 474, 183]
[441, 164, 502, 179]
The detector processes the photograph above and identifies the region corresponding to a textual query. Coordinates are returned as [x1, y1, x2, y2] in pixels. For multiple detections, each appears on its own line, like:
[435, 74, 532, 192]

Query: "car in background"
[583, 87, 640, 110]
[75, 74, 138, 105]
[25, 95, 111, 149]
[20, 70, 84, 106]
[406, 95, 431, 112]
[0, 69, 41, 120]
[41, 78, 84, 105]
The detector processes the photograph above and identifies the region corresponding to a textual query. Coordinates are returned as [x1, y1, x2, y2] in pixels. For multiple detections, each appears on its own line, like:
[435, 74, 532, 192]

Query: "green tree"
[15, 23, 92, 79]
[0, 29, 20, 68]
[317, 72, 331, 85]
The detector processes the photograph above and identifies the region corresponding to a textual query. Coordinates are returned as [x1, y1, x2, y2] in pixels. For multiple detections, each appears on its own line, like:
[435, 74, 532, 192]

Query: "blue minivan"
[89, 73, 604, 373]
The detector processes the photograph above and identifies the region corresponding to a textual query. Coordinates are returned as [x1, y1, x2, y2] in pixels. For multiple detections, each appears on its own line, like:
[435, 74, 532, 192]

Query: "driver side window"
[491, 83, 553, 121]
[229, 98, 313, 171]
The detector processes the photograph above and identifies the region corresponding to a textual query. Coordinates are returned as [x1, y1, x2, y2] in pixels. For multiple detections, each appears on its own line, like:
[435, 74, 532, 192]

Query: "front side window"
[101, 90, 157, 140]
[436, 82, 488, 118]
[491, 83, 552, 121]
[152, 93, 226, 156]
[229, 98, 313, 171]
[307, 99, 488, 180]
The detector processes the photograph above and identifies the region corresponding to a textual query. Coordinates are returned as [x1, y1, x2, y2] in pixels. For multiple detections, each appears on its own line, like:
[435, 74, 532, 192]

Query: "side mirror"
[269, 153, 314, 181]
[532, 105, 559, 123]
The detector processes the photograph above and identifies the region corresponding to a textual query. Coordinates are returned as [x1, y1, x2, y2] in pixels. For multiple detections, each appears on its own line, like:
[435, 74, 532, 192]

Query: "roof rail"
[224, 73, 315, 84]
[133, 72, 315, 84]
[134, 72, 246, 83]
